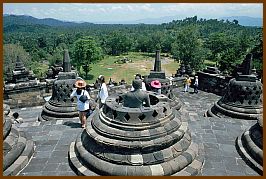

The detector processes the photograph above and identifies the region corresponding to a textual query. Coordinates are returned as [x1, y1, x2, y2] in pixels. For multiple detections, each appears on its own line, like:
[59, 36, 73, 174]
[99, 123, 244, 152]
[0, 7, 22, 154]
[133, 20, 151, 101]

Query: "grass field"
[85, 52, 179, 84]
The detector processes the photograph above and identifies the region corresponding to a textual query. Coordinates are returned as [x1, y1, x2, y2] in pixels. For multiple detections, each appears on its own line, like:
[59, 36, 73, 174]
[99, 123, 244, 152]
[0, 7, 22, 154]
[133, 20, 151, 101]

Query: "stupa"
[236, 117, 263, 175]
[38, 50, 79, 121]
[3, 105, 35, 176]
[69, 81, 203, 176]
[144, 50, 181, 110]
[205, 54, 263, 120]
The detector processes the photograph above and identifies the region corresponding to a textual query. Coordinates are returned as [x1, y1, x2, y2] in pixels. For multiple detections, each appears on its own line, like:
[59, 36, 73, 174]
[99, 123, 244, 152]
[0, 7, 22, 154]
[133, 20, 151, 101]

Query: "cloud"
[3, 3, 263, 22]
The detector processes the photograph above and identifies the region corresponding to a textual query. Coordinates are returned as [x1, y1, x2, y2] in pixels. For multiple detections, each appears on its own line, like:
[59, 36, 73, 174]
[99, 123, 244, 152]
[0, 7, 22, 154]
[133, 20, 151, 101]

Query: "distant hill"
[3, 14, 94, 27]
[219, 16, 262, 27]
[95, 16, 180, 24]
[4, 14, 262, 27]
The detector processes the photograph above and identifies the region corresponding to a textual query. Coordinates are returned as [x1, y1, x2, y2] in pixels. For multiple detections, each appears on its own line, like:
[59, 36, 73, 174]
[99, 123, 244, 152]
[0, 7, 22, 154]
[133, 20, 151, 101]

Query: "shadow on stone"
[63, 121, 81, 128]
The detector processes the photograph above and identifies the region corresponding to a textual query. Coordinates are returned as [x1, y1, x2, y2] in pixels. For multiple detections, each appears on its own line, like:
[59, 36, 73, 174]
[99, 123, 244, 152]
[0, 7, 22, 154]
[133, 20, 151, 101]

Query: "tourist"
[131, 73, 146, 91]
[194, 76, 199, 94]
[70, 79, 91, 128]
[12, 112, 23, 124]
[184, 75, 191, 92]
[150, 80, 162, 94]
[123, 79, 150, 108]
[97, 75, 109, 108]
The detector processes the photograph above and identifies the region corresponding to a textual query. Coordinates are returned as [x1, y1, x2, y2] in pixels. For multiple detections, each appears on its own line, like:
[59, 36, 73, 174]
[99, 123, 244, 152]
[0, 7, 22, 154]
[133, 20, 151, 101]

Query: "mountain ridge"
[3, 14, 262, 27]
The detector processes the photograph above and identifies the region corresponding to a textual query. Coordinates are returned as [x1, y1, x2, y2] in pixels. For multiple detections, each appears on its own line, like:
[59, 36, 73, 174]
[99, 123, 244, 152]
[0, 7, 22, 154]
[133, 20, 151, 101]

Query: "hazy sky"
[3, 3, 263, 23]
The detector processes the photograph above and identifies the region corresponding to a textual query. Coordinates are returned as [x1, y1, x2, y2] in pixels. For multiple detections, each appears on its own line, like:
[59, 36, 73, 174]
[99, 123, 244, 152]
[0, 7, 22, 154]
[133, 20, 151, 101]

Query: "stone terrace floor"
[12, 87, 260, 176]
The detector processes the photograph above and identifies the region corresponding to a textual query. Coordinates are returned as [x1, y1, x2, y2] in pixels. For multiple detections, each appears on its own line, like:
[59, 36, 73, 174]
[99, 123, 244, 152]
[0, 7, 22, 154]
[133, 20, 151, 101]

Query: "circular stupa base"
[205, 101, 262, 120]
[3, 117, 35, 176]
[235, 118, 263, 175]
[69, 130, 203, 176]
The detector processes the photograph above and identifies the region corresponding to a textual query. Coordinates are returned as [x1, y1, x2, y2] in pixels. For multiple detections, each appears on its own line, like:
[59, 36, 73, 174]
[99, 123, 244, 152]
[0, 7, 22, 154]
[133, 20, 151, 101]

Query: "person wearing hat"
[184, 75, 191, 92]
[70, 79, 91, 128]
[194, 76, 199, 94]
[122, 79, 150, 108]
[97, 75, 109, 108]
[131, 74, 147, 91]
[150, 80, 162, 94]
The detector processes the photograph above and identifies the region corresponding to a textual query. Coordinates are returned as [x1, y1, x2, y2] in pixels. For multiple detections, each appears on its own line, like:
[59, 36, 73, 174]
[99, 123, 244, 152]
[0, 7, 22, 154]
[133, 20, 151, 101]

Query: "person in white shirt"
[194, 76, 199, 94]
[131, 74, 147, 91]
[70, 79, 91, 128]
[97, 75, 109, 108]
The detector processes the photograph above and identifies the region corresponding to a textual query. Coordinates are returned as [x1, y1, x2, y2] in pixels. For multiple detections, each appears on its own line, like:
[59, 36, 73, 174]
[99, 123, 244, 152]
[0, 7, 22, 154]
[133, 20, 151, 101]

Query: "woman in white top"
[97, 75, 108, 108]
[70, 79, 91, 128]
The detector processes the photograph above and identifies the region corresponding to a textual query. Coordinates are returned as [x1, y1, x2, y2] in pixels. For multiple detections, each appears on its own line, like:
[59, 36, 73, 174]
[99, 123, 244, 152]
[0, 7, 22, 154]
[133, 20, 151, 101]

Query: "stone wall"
[197, 71, 232, 96]
[4, 84, 51, 108]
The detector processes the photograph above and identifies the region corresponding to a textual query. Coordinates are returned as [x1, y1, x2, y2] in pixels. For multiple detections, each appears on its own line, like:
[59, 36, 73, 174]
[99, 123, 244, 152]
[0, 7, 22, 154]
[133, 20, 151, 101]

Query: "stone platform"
[11, 88, 259, 176]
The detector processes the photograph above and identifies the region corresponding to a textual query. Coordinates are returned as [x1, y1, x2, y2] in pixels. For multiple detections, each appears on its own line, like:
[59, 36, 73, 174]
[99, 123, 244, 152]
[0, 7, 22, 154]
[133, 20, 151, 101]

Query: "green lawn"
[83, 52, 213, 85]
[85, 52, 156, 84]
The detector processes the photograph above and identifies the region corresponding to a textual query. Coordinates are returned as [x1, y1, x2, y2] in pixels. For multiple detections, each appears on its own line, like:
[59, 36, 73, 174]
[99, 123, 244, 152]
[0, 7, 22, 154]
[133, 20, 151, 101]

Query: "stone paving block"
[202, 168, 227, 176]
[226, 170, 245, 176]
[20, 164, 45, 173]
[203, 142, 219, 149]
[56, 171, 76, 176]
[41, 171, 58, 176]
[43, 163, 60, 171]
[20, 172, 44, 176]
[54, 144, 69, 151]
[28, 157, 48, 166]
[204, 154, 223, 162]
[204, 129, 213, 134]
[35, 145, 55, 152]
[57, 163, 73, 171]
[201, 137, 217, 143]
[40, 140, 58, 146]
[33, 151, 52, 158]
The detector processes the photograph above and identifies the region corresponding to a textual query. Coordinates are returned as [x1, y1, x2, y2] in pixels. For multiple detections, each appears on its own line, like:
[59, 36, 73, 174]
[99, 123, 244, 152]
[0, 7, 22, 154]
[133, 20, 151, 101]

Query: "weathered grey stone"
[39, 50, 79, 121]
[69, 91, 202, 175]
[236, 117, 263, 175]
[3, 109, 35, 176]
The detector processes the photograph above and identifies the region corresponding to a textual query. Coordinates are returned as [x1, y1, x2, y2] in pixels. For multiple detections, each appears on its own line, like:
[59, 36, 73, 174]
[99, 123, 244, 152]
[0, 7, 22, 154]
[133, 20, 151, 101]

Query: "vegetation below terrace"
[3, 15, 263, 82]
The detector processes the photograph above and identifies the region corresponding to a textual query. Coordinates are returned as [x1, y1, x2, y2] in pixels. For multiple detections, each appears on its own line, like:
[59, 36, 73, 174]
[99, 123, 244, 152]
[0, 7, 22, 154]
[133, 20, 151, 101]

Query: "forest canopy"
[3, 15, 263, 80]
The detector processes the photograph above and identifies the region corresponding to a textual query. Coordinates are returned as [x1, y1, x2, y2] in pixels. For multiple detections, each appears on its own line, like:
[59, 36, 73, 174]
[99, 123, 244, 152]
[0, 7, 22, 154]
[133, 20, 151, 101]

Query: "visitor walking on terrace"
[194, 76, 199, 94]
[184, 75, 191, 92]
[97, 75, 109, 108]
[70, 79, 91, 128]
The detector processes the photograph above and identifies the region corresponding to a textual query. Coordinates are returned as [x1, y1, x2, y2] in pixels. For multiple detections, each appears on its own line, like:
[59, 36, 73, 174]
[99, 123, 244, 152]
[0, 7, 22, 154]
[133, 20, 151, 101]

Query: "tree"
[72, 36, 103, 75]
[171, 25, 205, 70]
[205, 32, 228, 63]
[233, 19, 239, 25]
[4, 44, 31, 80]
[105, 31, 133, 55]
[250, 35, 262, 76]
[205, 32, 252, 74]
